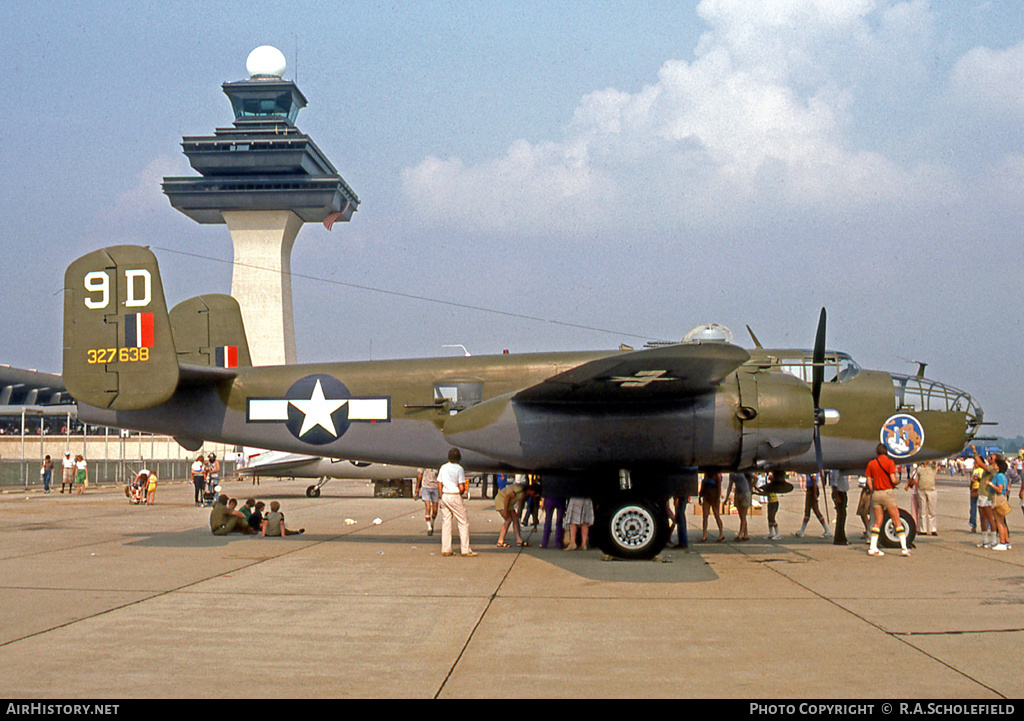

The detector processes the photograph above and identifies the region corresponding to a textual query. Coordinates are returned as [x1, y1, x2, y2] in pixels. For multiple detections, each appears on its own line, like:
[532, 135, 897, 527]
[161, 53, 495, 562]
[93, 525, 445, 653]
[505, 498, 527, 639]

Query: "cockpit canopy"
[764, 352, 862, 384]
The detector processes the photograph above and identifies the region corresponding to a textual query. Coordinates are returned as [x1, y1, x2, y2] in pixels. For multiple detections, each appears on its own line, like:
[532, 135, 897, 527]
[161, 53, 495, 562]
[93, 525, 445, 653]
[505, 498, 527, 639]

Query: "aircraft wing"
[239, 452, 321, 477]
[241, 452, 419, 481]
[512, 342, 750, 403]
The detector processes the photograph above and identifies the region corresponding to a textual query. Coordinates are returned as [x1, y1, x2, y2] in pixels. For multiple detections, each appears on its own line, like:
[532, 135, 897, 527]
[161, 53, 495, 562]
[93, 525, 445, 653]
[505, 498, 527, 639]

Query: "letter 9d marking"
[83, 269, 151, 310]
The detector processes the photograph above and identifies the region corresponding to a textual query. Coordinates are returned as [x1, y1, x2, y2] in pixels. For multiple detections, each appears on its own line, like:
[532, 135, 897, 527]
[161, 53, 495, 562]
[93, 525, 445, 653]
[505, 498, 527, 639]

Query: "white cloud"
[949, 40, 1024, 114]
[402, 138, 615, 237]
[400, 0, 954, 237]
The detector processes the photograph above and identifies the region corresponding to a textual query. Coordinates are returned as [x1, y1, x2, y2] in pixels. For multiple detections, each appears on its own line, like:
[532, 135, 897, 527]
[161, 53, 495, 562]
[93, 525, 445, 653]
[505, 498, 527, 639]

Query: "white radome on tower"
[246, 46, 286, 79]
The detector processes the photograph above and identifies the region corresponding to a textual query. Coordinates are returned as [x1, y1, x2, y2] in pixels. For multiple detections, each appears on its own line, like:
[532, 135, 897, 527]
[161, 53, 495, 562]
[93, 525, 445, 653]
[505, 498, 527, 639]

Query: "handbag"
[995, 500, 1013, 517]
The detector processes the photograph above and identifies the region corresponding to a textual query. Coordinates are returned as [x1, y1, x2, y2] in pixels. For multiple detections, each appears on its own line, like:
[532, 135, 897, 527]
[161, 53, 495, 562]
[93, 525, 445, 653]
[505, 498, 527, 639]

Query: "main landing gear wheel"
[879, 508, 917, 549]
[597, 498, 669, 560]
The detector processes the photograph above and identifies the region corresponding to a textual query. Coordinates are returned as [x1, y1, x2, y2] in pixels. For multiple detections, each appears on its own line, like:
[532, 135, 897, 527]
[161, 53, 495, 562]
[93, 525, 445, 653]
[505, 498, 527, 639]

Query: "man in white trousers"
[438, 448, 477, 557]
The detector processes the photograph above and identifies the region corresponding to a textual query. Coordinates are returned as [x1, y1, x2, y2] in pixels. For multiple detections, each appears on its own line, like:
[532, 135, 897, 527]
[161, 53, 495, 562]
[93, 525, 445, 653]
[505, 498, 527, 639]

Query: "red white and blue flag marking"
[215, 346, 238, 368]
[125, 312, 154, 348]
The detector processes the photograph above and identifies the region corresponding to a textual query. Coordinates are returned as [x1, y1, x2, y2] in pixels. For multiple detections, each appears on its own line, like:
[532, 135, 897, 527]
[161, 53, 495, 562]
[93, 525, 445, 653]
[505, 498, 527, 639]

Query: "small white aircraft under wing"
[238, 448, 419, 497]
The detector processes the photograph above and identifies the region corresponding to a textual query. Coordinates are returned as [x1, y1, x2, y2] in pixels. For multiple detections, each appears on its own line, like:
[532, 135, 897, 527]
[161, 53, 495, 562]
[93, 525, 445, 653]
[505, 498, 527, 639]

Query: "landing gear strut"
[305, 477, 329, 498]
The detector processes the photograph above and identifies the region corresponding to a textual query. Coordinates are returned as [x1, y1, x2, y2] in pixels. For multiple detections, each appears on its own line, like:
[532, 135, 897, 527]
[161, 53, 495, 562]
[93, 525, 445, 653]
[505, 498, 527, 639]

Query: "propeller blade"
[811, 307, 830, 525]
[815, 427, 824, 479]
[812, 307, 826, 410]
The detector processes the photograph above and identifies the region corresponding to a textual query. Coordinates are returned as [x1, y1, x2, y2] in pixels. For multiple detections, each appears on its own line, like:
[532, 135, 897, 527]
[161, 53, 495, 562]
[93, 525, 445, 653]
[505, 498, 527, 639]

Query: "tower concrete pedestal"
[222, 210, 303, 366]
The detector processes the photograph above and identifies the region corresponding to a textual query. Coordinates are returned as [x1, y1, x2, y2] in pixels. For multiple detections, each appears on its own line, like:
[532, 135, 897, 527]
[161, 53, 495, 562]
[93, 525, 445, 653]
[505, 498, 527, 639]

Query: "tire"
[597, 498, 669, 560]
[879, 508, 916, 548]
[305, 485, 321, 498]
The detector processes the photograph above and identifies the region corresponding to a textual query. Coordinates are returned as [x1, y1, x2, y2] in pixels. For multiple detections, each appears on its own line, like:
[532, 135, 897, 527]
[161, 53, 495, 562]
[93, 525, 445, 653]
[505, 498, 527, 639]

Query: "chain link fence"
[0, 459, 238, 489]
[0, 431, 238, 490]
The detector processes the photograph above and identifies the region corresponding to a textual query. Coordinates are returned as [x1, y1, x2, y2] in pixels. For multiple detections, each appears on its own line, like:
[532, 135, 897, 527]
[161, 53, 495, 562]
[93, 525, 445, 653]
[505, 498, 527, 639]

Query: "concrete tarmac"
[1, 476, 1021, 699]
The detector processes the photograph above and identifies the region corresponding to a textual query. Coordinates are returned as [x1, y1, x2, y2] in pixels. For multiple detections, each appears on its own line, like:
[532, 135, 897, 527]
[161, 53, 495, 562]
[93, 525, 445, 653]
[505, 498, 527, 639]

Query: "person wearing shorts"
[865, 444, 908, 556]
[494, 481, 535, 548]
[415, 467, 440, 536]
[973, 448, 1000, 549]
[61, 451, 74, 494]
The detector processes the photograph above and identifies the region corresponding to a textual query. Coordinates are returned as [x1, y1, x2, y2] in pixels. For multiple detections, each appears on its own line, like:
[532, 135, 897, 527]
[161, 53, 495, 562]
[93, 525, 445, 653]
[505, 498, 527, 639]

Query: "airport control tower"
[163, 46, 359, 366]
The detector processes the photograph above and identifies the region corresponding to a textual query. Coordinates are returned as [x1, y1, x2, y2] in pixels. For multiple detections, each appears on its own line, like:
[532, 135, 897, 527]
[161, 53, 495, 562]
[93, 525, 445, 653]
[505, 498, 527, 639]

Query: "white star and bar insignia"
[247, 375, 390, 445]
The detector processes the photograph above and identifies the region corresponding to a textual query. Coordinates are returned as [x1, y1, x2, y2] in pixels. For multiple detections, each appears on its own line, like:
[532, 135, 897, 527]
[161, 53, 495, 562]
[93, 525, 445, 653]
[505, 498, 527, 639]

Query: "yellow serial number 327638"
[86, 347, 150, 364]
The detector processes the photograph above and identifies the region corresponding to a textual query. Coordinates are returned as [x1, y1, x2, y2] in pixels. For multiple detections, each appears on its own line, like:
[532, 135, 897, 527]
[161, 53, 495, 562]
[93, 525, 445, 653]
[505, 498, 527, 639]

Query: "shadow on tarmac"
[123, 524, 724, 583]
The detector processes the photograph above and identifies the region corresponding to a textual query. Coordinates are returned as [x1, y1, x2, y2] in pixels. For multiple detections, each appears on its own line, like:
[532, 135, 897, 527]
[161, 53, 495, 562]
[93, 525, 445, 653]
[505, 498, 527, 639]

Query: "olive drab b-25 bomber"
[63, 246, 985, 559]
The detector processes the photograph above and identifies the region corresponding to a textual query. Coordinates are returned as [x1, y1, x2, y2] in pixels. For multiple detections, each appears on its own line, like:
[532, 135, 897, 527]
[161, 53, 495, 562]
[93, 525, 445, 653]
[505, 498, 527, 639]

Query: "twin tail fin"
[63, 245, 250, 411]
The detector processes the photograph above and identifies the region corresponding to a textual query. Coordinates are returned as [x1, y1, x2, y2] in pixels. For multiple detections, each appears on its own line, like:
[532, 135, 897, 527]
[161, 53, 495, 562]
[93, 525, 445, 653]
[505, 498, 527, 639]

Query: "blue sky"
[3, 0, 1023, 436]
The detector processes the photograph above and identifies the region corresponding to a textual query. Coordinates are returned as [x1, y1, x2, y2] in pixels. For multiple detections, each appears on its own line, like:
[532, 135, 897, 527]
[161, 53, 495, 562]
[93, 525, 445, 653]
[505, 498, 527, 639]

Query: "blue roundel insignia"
[880, 414, 925, 459]
[284, 375, 352, 446]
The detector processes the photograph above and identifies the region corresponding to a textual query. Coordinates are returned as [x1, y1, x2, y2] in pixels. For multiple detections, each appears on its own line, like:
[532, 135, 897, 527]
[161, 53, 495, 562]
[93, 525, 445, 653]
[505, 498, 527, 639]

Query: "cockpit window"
[775, 353, 860, 383]
[892, 374, 979, 415]
[434, 381, 483, 414]
[835, 354, 861, 382]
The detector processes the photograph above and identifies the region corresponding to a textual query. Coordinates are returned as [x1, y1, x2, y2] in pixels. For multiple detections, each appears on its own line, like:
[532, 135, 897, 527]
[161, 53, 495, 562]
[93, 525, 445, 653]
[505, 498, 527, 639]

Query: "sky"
[2, 0, 1023, 436]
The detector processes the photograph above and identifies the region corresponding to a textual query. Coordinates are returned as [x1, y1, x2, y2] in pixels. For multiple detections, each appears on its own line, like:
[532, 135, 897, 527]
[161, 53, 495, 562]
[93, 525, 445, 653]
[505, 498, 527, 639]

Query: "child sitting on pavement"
[260, 501, 305, 537]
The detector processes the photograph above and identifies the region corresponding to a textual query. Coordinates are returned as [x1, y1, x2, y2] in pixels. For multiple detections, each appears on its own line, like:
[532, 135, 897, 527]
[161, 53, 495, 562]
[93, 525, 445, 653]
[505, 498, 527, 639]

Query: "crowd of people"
[413, 448, 597, 556]
[41, 451, 89, 495]
[412, 444, 1021, 558]
[208, 495, 305, 537]
[37, 441, 1022, 557]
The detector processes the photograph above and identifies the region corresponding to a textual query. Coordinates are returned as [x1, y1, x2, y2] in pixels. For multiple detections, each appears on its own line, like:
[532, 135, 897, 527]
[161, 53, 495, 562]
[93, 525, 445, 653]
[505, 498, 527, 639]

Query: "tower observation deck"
[163, 46, 359, 365]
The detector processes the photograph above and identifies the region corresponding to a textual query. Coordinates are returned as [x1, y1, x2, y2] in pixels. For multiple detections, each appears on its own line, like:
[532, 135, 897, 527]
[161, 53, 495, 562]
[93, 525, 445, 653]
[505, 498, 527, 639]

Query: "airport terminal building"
[0, 365, 235, 488]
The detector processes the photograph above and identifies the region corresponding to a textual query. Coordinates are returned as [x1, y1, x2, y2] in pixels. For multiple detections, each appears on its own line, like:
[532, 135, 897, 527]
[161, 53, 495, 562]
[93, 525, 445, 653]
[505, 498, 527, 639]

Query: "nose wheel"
[305, 477, 328, 498]
[879, 508, 917, 548]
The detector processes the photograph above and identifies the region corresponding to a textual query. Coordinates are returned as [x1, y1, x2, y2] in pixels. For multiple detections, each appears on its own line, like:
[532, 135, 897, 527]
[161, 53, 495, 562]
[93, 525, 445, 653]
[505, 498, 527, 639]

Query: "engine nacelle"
[729, 369, 815, 469]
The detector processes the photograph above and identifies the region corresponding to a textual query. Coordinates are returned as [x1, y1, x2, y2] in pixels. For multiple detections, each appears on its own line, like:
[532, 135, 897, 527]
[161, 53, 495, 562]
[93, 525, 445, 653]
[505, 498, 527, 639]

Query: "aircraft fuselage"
[76, 350, 974, 476]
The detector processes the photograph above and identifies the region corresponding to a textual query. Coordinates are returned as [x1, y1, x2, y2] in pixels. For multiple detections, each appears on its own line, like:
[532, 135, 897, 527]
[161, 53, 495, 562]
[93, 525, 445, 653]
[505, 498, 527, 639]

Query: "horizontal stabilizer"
[175, 436, 204, 452]
[178, 363, 238, 385]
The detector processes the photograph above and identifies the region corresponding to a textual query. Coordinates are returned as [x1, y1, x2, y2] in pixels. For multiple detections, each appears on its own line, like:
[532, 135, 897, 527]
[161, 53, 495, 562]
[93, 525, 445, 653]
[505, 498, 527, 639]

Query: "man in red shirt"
[865, 443, 908, 556]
